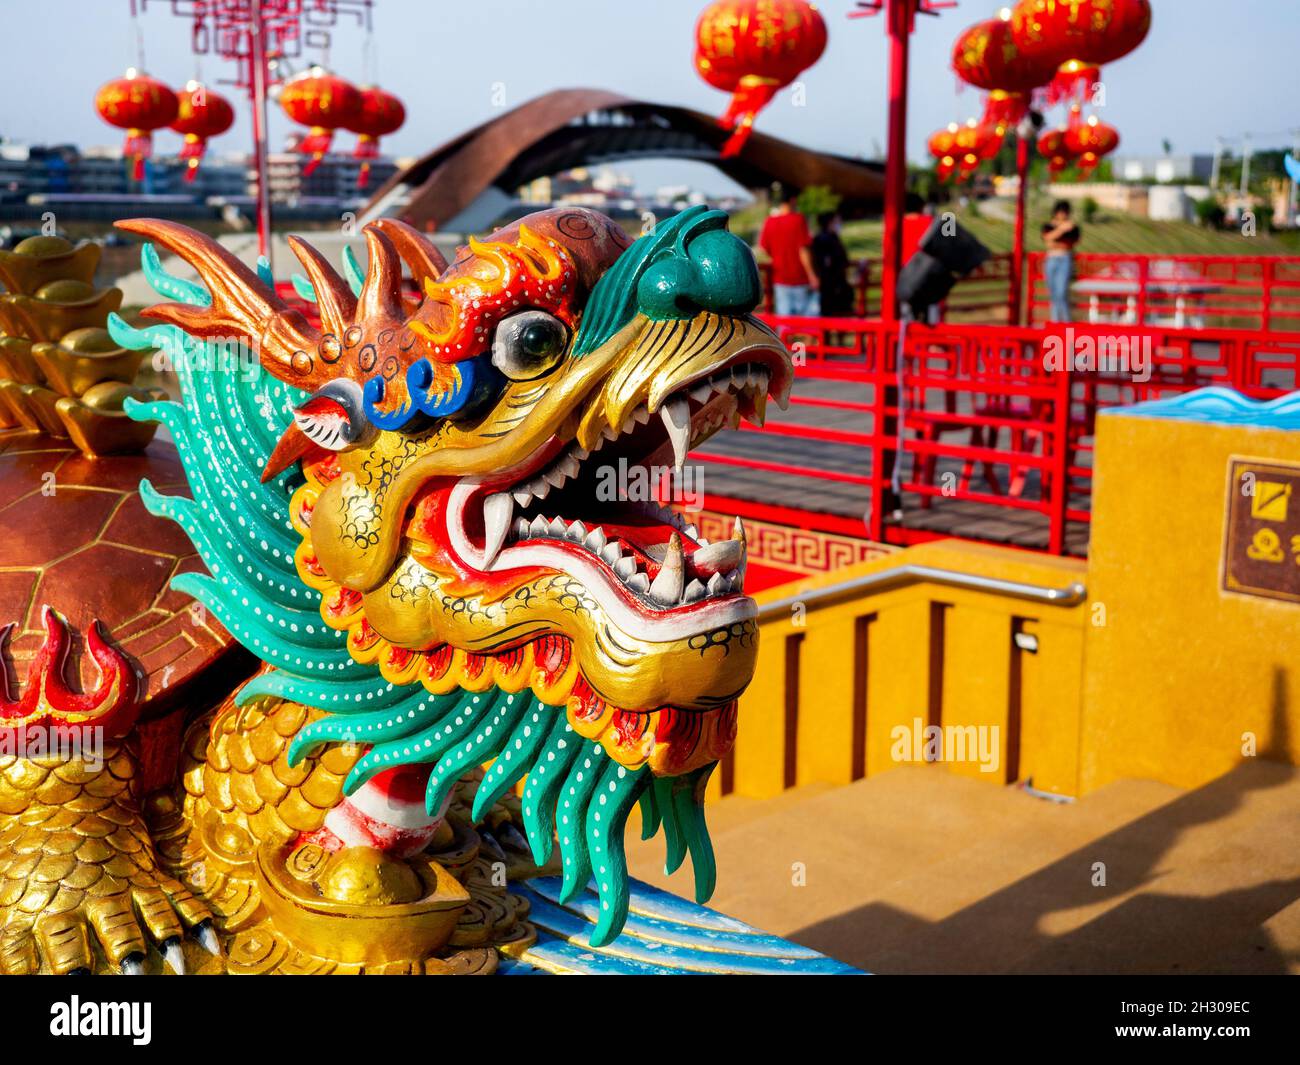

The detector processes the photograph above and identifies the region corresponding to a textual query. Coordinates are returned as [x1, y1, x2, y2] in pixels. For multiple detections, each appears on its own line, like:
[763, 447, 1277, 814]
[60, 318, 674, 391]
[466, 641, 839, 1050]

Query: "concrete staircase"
[626, 761, 1300, 974]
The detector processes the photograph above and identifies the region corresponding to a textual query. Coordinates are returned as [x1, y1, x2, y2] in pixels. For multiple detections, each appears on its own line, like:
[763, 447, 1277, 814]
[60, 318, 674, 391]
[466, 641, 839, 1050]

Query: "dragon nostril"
[674, 295, 703, 316]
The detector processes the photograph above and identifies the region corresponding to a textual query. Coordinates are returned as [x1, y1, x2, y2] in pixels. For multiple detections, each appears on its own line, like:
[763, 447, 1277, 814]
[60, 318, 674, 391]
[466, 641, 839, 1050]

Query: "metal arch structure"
[359, 88, 885, 231]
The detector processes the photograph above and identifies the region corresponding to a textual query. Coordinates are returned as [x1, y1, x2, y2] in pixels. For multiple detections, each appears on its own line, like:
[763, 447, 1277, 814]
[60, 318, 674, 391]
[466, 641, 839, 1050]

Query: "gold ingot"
[31, 328, 146, 397]
[256, 842, 470, 966]
[317, 846, 422, 905]
[54, 383, 164, 457]
[0, 337, 41, 383]
[0, 381, 63, 435]
[0, 236, 99, 296]
[0, 287, 122, 343]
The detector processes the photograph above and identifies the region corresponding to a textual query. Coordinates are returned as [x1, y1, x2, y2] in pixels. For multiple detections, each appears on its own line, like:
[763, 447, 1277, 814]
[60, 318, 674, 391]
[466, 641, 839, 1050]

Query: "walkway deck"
[627, 761, 1300, 974]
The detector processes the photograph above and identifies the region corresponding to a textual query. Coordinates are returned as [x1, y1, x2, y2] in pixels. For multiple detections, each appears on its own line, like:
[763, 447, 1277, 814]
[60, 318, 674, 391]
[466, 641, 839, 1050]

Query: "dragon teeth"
[567, 520, 587, 542]
[601, 541, 622, 565]
[625, 572, 650, 593]
[682, 578, 707, 603]
[481, 492, 514, 568]
[692, 538, 743, 572]
[529, 516, 549, 537]
[706, 572, 726, 596]
[660, 395, 691, 472]
[585, 527, 607, 553]
[614, 556, 638, 579]
[648, 533, 685, 606]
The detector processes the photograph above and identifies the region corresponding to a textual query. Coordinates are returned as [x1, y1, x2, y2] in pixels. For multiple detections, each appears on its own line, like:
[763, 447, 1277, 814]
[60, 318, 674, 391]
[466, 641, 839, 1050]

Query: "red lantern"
[1011, 0, 1151, 64]
[952, 16, 1057, 94]
[169, 81, 235, 183]
[929, 125, 960, 182]
[280, 66, 363, 175]
[344, 85, 405, 189]
[954, 120, 1001, 181]
[694, 0, 828, 158]
[94, 69, 179, 182]
[1064, 114, 1119, 177]
[1037, 126, 1077, 175]
[1011, 0, 1152, 105]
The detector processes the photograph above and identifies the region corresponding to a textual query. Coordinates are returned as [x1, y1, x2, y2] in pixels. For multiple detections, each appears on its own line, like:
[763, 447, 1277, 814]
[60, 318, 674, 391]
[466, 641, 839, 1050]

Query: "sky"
[0, 0, 1296, 197]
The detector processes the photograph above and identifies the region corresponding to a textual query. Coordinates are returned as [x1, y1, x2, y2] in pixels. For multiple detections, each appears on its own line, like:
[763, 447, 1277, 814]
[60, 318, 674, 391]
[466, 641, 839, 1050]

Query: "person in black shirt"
[811, 212, 855, 317]
[1042, 200, 1082, 321]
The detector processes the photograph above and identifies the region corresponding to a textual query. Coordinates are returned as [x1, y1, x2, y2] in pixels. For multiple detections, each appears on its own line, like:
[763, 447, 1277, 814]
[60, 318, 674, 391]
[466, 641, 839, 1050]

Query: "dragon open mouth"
[445, 356, 777, 630]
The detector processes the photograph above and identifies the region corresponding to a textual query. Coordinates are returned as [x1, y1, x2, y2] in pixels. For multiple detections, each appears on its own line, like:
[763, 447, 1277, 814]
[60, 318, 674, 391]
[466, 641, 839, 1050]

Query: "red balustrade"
[1026, 253, 1300, 332]
[695, 315, 1300, 555]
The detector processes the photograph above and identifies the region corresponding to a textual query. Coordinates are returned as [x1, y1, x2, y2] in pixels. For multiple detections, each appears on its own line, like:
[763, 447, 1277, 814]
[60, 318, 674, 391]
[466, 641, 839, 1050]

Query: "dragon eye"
[491, 310, 568, 381]
[292, 378, 373, 451]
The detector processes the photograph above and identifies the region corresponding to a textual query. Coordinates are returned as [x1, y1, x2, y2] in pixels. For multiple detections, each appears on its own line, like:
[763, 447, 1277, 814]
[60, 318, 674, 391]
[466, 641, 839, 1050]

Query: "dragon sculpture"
[0, 205, 794, 974]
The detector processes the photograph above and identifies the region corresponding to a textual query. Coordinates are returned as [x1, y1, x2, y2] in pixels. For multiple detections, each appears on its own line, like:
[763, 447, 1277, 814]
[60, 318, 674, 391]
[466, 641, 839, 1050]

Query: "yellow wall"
[731, 407, 1300, 803]
[733, 540, 1088, 799]
[1079, 411, 1300, 793]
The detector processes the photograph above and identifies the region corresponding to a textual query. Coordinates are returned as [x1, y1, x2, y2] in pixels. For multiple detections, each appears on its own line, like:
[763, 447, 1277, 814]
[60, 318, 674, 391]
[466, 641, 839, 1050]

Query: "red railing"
[694, 316, 1300, 555]
[1027, 253, 1300, 332]
[760, 254, 1014, 322]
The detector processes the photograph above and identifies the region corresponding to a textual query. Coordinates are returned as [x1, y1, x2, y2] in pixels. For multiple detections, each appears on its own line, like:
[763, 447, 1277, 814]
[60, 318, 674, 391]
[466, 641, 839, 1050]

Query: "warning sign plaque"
[1222, 458, 1300, 604]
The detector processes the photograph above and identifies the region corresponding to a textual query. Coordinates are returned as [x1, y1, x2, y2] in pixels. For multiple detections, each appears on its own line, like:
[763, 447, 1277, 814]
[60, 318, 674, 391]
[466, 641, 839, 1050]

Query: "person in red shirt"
[758, 187, 819, 317]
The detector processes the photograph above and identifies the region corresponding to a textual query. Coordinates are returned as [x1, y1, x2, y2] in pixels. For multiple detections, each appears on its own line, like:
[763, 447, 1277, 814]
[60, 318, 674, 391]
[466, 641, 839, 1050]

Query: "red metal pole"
[249, 0, 273, 270]
[879, 0, 914, 324]
[1009, 131, 1030, 325]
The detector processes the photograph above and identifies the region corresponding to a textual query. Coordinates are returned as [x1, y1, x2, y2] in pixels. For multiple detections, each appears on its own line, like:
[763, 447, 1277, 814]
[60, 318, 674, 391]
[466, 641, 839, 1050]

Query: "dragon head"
[114, 206, 791, 942]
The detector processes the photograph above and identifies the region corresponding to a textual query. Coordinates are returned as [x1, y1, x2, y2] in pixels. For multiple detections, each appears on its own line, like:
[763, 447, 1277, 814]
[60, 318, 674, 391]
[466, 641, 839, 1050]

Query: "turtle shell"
[0, 428, 249, 719]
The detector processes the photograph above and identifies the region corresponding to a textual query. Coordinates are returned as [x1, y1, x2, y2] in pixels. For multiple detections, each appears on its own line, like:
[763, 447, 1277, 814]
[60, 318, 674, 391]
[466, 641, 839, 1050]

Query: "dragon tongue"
[482, 492, 515, 568]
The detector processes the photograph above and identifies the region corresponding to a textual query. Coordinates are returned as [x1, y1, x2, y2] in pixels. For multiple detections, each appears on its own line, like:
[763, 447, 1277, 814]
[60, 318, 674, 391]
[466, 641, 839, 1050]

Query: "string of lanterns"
[934, 0, 1151, 184]
[95, 65, 404, 188]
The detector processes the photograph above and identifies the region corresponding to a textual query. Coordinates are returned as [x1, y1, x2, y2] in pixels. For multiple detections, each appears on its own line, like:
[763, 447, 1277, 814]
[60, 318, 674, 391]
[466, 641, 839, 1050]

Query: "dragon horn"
[287, 233, 358, 337]
[114, 219, 325, 388]
[356, 225, 406, 325]
[370, 218, 449, 285]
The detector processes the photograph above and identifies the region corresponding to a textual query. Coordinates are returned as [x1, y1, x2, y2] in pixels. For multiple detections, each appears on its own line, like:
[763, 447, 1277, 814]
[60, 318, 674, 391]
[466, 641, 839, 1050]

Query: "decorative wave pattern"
[504, 878, 861, 975]
[1109, 386, 1300, 430]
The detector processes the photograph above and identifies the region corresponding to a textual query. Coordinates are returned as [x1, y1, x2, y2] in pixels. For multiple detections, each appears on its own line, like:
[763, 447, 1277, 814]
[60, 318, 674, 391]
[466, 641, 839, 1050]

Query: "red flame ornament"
[169, 80, 235, 183]
[694, 0, 828, 158]
[94, 68, 179, 182]
[0, 607, 139, 739]
[280, 66, 363, 176]
[345, 85, 405, 189]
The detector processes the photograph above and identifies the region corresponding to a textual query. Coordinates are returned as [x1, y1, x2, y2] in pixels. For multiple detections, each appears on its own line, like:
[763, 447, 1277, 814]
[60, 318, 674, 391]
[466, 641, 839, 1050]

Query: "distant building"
[1111, 153, 1215, 184]
[0, 140, 397, 227]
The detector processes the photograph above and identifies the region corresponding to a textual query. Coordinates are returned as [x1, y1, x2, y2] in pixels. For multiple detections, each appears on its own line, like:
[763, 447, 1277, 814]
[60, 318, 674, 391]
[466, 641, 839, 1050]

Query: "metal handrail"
[755, 564, 1087, 621]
